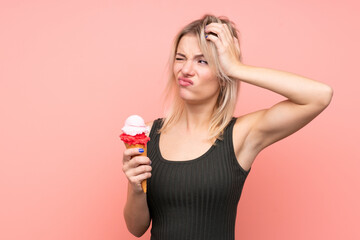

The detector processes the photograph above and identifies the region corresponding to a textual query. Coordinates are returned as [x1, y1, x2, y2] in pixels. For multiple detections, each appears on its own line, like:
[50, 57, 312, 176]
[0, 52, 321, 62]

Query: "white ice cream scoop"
[121, 115, 150, 136]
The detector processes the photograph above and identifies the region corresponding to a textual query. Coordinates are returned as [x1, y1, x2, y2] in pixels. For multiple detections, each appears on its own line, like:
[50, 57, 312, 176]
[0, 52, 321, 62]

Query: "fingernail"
[139, 148, 144, 153]
[149, 160, 152, 165]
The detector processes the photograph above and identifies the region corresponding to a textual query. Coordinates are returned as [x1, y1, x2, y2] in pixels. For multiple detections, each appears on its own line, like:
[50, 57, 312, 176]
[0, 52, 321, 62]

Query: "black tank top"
[147, 118, 251, 240]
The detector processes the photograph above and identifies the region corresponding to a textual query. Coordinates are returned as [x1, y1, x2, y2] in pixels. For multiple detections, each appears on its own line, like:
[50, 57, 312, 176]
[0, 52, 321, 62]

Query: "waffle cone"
[124, 143, 147, 193]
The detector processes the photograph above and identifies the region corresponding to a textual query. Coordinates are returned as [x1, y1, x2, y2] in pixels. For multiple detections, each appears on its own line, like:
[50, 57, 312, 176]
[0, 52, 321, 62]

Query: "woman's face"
[173, 34, 220, 105]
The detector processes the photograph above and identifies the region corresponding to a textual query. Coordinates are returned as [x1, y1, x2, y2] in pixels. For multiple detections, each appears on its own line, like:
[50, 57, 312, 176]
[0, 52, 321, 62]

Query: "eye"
[198, 60, 208, 64]
[175, 58, 185, 61]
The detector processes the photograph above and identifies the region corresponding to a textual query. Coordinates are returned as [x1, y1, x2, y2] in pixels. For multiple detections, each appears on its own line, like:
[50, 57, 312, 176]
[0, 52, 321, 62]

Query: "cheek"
[201, 71, 218, 85]
[173, 63, 182, 74]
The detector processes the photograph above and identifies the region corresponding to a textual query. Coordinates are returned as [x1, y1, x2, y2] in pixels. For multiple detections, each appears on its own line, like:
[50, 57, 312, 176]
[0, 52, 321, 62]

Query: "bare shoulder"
[146, 120, 154, 129]
[145, 120, 155, 137]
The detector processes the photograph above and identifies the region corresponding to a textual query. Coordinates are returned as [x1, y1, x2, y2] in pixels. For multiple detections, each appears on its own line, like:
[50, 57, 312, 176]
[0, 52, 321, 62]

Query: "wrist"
[228, 61, 248, 80]
[128, 182, 145, 196]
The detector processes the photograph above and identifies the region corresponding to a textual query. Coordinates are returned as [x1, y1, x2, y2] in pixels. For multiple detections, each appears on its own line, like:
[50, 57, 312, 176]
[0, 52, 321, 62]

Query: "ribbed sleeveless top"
[147, 118, 251, 240]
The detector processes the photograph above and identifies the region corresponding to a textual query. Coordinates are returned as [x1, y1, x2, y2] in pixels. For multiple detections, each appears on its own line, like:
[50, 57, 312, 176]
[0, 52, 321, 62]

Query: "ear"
[219, 79, 226, 88]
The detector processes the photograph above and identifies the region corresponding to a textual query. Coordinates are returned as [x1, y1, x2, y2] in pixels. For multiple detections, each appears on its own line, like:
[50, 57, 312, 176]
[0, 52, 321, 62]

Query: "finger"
[206, 28, 229, 51]
[205, 33, 223, 49]
[127, 156, 151, 169]
[207, 24, 238, 55]
[123, 147, 145, 163]
[205, 24, 223, 41]
[222, 23, 235, 43]
[127, 164, 152, 178]
[122, 156, 151, 173]
[205, 23, 232, 43]
[129, 172, 152, 186]
[205, 22, 223, 32]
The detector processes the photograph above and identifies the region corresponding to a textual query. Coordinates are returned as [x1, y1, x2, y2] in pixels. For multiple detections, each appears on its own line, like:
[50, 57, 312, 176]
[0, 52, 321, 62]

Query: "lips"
[178, 77, 193, 87]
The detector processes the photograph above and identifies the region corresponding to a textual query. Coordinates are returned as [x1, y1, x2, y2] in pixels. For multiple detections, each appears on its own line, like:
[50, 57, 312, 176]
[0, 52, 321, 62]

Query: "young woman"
[121, 15, 333, 240]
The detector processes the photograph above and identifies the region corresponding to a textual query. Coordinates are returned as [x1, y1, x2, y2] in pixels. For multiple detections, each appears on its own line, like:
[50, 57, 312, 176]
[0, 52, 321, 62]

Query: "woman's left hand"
[205, 23, 243, 77]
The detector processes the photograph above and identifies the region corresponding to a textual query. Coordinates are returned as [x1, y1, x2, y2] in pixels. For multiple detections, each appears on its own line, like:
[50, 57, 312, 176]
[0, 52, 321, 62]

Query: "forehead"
[177, 34, 202, 55]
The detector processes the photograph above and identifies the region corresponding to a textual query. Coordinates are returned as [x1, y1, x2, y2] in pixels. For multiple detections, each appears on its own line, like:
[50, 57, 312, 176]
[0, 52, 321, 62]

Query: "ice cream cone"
[124, 143, 147, 193]
[120, 115, 150, 194]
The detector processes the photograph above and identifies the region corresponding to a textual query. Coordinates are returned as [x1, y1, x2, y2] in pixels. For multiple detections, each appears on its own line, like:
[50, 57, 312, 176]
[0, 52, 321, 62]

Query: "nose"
[181, 60, 195, 76]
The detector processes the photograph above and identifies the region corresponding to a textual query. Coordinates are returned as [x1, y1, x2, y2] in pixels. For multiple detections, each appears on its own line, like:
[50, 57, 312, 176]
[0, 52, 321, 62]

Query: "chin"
[179, 95, 210, 106]
[178, 89, 219, 105]
[179, 95, 196, 104]
[179, 89, 193, 100]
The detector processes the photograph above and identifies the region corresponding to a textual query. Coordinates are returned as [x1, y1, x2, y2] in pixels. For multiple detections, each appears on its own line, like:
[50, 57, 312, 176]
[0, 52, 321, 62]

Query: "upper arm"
[245, 98, 331, 152]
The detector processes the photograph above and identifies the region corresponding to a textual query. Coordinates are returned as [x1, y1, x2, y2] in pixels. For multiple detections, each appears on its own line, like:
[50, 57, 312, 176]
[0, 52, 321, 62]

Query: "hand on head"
[205, 23, 243, 77]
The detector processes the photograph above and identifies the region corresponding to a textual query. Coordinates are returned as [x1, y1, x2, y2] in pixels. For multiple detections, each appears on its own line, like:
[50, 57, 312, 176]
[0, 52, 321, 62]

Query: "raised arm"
[230, 64, 333, 151]
[205, 23, 333, 159]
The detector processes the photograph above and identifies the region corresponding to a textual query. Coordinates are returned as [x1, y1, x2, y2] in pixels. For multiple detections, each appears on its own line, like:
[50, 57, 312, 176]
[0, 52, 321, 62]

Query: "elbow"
[123, 204, 150, 238]
[124, 217, 149, 238]
[316, 84, 333, 108]
[127, 225, 147, 238]
[127, 223, 147, 238]
[131, 230, 146, 238]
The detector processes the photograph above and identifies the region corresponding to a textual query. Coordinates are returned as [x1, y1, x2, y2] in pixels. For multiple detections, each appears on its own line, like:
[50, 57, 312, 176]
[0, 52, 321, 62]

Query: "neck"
[179, 97, 218, 133]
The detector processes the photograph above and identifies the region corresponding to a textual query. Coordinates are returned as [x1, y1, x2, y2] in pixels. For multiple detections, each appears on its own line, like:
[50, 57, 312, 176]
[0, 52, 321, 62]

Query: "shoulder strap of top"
[219, 117, 238, 151]
[149, 118, 163, 140]
[221, 117, 251, 175]
[222, 117, 237, 141]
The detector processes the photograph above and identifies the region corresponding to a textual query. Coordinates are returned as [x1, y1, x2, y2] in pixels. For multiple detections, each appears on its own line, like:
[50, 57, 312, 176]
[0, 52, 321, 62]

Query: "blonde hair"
[159, 14, 242, 141]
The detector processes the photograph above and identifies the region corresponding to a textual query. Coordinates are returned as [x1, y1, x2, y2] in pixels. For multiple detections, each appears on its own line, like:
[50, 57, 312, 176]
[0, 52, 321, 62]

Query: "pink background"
[1, 0, 359, 239]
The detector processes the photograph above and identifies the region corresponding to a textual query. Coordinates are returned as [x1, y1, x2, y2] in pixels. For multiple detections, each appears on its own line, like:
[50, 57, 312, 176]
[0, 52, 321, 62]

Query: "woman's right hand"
[122, 148, 152, 193]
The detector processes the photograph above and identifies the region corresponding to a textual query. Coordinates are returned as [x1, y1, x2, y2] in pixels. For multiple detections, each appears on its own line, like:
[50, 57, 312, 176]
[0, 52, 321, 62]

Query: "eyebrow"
[176, 53, 204, 58]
